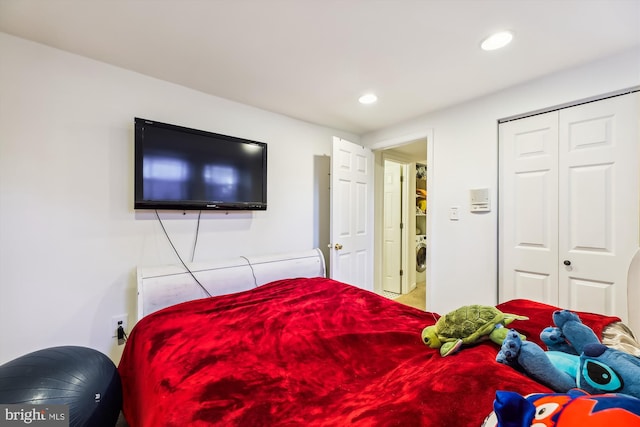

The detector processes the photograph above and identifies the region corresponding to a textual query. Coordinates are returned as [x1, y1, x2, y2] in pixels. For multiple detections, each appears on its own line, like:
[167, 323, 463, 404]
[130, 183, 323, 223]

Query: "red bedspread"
[118, 277, 619, 426]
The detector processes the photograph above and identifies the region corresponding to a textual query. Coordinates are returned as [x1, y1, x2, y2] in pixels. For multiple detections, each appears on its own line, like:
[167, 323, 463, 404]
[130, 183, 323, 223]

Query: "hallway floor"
[393, 281, 426, 311]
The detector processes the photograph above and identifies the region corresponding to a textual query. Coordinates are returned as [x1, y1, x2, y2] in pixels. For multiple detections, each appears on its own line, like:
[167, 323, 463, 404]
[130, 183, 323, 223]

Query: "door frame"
[370, 129, 434, 307]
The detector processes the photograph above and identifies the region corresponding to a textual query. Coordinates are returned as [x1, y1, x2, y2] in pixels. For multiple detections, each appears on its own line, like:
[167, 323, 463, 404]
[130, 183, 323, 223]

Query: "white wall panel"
[0, 33, 357, 364]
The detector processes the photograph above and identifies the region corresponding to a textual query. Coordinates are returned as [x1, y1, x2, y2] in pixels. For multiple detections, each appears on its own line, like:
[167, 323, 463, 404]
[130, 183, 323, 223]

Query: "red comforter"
[118, 277, 619, 426]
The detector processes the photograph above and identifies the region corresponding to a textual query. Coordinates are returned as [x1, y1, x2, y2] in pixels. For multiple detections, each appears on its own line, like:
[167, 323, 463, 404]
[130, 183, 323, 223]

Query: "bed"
[119, 251, 627, 426]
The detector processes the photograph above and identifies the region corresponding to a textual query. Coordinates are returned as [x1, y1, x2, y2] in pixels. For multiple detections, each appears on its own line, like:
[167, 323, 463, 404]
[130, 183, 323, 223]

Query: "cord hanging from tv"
[134, 118, 267, 211]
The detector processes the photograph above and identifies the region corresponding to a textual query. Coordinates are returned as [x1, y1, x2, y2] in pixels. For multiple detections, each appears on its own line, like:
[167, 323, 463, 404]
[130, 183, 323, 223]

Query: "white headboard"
[137, 248, 326, 320]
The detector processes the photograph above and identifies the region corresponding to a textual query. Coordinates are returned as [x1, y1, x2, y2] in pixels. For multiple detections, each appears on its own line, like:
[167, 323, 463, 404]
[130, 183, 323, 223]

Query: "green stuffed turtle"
[422, 305, 528, 356]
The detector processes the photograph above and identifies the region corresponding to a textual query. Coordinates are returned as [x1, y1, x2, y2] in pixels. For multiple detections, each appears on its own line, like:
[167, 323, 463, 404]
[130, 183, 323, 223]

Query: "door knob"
[334, 243, 343, 250]
[563, 260, 571, 266]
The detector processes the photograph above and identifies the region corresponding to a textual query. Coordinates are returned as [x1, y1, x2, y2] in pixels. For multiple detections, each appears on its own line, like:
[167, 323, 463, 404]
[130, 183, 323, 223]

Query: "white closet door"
[500, 92, 639, 320]
[558, 94, 639, 318]
[499, 111, 559, 304]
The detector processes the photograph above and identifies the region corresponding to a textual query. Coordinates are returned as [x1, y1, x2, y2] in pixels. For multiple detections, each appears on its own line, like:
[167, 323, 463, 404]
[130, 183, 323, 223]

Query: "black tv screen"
[134, 118, 267, 211]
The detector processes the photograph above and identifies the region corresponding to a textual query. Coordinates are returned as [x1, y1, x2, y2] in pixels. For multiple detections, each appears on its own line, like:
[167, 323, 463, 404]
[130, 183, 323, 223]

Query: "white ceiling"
[1, 0, 638, 135]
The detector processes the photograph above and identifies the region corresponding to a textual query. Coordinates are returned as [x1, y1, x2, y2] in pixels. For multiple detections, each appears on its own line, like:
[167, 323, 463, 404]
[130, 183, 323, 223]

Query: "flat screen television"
[134, 118, 267, 211]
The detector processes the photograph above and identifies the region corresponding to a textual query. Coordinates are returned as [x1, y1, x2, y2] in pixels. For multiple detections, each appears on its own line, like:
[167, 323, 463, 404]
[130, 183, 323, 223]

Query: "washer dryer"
[416, 235, 426, 272]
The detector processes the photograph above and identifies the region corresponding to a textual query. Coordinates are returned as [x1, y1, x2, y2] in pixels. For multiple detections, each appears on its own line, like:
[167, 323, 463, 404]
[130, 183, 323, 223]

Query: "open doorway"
[373, 138, 429, 311]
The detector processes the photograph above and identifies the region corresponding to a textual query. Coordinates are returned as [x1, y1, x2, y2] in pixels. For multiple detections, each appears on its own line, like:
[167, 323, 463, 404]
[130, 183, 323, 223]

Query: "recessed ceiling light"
[359, 93, 378, 104]
[481, 31, 513, 51]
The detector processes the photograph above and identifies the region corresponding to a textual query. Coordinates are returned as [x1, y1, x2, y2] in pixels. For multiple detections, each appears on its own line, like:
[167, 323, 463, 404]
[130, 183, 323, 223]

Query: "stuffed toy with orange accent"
[482, 388, 640, 427]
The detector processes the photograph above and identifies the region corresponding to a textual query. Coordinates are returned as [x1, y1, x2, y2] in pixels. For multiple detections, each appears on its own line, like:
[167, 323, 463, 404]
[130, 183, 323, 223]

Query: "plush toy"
[482, 389, 640, 427]
[482, 388, 640, 427]
[497, 310, 640, 399]
[421, 305, 528, 356]
[540, 324, 578, 355]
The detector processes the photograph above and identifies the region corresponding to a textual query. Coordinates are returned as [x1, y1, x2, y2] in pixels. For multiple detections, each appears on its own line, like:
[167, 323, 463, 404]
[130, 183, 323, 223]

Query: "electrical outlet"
[111, 314, 128, 338]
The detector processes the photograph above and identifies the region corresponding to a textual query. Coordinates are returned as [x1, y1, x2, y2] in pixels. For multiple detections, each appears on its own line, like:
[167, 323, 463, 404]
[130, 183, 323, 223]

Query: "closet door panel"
[499, 111, 559, 304]
[567, 277, 614, 315]
[558, 94, 639, 318]
[567, 164, 613, 252]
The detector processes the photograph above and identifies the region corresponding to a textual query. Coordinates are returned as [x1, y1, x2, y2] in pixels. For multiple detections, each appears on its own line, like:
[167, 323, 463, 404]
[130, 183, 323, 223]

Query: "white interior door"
[382, 159, 402, 293]
[499, 111, 559, 304]
[330, 137, 374, 290]
[557, 94, 639, 318]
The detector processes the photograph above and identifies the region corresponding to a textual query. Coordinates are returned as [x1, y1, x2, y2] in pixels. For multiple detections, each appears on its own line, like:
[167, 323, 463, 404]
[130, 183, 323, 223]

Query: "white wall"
[0, 33, 357, 364]
[2, 31, 638, 366]
[363, 47, 640, 316]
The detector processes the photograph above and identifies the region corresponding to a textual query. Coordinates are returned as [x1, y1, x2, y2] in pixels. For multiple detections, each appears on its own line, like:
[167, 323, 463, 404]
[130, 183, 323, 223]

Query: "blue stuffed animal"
[540, 324, 578, 355]
[497, 310, 640, 399]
